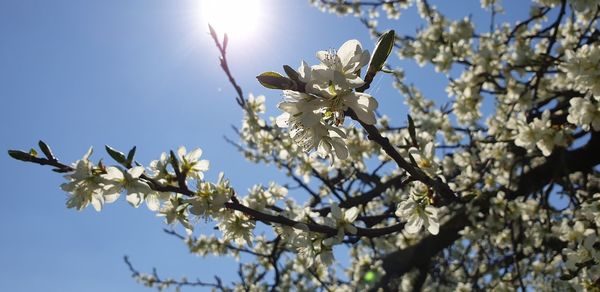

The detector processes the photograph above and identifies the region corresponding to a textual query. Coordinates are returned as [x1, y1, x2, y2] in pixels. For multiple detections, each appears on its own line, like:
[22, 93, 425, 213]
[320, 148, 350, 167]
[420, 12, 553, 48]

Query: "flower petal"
[330, 203, 342, 220]
[337, 39, 362, 70]
[103, 166, 124, 181]
[194, 160, 210, 172]
[405, 213, 423, 233]
[276, 113, 290, 128]
[331, 137, 349, 160]
[186, 148, 202, 161]
[344, 93, 378, 125]
[344, 207, 359, 223]
[427, 219, 440, 235]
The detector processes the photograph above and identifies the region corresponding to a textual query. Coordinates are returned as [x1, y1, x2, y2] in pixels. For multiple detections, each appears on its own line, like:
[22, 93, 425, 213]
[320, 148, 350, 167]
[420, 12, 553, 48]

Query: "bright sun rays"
[199, 0, 263, 40]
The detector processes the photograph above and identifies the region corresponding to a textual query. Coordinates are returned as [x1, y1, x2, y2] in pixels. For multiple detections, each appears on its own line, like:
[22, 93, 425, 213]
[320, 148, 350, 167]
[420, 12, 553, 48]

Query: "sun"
[200, 0, 263, 40]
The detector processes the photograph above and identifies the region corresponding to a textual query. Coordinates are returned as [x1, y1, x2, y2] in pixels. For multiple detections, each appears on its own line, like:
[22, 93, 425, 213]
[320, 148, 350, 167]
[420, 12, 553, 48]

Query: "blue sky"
[0, 1, 526, 291]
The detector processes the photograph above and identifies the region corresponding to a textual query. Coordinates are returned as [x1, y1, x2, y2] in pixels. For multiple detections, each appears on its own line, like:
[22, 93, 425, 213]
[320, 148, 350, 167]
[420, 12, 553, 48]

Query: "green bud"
[256, 72, 295, 90]
[366, 30, 395, 77]
[8, 150, 34, 162]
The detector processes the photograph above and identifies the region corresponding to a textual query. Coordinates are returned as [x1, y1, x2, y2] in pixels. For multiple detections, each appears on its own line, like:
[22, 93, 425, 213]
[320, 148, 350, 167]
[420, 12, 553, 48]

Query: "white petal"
[344, 93, 377, 125]
[126, 193, 143, 208]
[194, 160, 210, 172]
[145, 195, 160, 211]
[186, 148, 202, 161]
[83, 147, 94, 161]
[316, 50, 329, 63]
[103, 166, 124, 181]
[337, 39, 362, 69]
[133, 180, 151, 193]
[333, 70, 349, 88]
[345, 75, 365, 88]
[359, 50, 370, 69]
[427, 219, 440, 235]
[425, 205, 438, 218]
[298, 60, 311, 82]
[330, 204, 342, 220]
[102, 184, 122, 198]
[344, 207, 359, 223]
[91, 196, 104, 212]
[345, 224, 358, 235]
[331, 138, 349, 160]
[311, 67, 334, 84]
[405, 214, 423, 233]
[396, 200, 415, 217]
[128, 166, 145, 179]
[317, 140, 332, 158]
[276, 113, 290, 128]
[104, 192, 120, 204]
[327, 124, 347, 139]
[277, 101, 298, 114]
[177, 146, 187, 159]
[424, 142, 435, 158]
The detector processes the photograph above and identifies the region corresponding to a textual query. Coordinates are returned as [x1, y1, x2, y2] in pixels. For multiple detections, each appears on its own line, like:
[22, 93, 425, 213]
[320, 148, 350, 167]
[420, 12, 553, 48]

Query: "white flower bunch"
[259, 38, 385, 161]
[395, 181, 440, 235]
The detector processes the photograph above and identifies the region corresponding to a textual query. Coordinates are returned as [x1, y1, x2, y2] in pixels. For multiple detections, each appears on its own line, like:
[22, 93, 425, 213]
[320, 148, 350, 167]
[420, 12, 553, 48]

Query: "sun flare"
[200, 0, 262, 40]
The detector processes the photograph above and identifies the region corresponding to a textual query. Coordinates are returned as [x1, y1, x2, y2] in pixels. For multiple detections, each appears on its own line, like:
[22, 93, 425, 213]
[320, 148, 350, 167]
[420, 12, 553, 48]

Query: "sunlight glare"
[200, 0, 262, 40]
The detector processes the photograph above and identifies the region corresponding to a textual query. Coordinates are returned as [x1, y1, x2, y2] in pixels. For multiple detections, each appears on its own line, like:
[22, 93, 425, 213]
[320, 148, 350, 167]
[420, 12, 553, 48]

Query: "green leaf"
[38, 140, 56, 161]
[366, 30, 395, 77]
[8, 150, 34, 162]
[407, 114, 418, 148]
[105, 145, 126, 164]
[126, 146, 137, 166]
[29, 148, 38, 157]
[256, 72, 295, 90]
[283, 65, 300, 82]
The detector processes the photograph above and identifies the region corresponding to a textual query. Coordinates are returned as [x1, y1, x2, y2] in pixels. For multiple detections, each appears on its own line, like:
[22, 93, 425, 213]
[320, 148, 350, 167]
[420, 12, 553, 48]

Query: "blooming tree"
[9, 0, 600, 290]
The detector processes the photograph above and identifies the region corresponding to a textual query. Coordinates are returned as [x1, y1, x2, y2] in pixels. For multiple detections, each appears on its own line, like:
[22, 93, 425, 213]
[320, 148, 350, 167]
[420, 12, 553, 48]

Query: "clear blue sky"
[0, 1, 524, 291]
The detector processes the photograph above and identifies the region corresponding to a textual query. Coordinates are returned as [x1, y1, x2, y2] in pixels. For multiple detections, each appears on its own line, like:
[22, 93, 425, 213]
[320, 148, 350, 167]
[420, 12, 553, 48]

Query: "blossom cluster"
[270, 39, 379, 161]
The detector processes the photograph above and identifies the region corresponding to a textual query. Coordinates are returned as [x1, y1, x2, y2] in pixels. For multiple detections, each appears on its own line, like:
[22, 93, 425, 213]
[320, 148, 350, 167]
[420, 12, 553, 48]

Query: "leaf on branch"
[105, 145, 127, 165]
[38, 140, 56, 161]
[283, 65, 300, 82]
[126, 146, 136, 167]
[256, 72, 296, 90]
[8, 150, 34, 162]
[28, 148, 38, 157]
[407, 114, 418, 148]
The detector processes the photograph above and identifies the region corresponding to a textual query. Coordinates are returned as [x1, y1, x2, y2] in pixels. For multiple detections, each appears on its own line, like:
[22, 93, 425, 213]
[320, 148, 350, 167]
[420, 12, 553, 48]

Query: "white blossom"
[176, 146, 210, 180]
[395, 182, 440, 235]
[61, 147, 118, 211]
[567, 97, 600, 131]
[102, 166, 151, 208]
